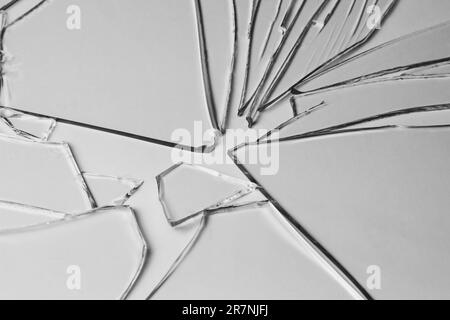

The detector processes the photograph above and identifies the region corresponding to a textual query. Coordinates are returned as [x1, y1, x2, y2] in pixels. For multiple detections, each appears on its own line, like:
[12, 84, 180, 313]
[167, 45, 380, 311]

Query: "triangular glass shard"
[157, 163, 257, 226]
[2, 0, 215, 149]
[152, 205, 361, 300]
[83, 173, 143, 207]
[0, 206, 147, 300]
[232, 126, 450, 299]
[0, 134, 94, 212]
[0, 107, 55, 141]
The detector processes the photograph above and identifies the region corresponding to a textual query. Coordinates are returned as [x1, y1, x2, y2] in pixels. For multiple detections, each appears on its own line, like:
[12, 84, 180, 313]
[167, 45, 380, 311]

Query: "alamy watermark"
[171, 121, 280, 176]
[66, 265, 81, 291]
[366, 265, 382, 290]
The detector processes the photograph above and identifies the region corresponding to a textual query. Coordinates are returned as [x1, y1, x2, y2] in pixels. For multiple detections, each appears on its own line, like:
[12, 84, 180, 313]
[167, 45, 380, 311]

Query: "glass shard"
[232, 126, 450, 299]
[247, 0, 398, 126]
[3, 0, 215, 149]
[0, 107, 56, 141]
[0, 206, 147, 300]
[195, 0, 235, 133]
[83, 173, 143, 207]
[157, 163, 257, 226]
[0, 134, 94, 212]
[152, 205, 360, 300]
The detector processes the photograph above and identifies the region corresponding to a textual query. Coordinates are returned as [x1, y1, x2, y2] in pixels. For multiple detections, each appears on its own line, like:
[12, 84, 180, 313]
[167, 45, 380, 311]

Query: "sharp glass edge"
[219, 0, 238, 134]
[267, 104, 450, 142]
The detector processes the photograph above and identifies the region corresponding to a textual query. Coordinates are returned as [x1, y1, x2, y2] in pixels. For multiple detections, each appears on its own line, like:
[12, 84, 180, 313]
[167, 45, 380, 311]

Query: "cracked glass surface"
[0, 0, 449, 301]
[0, 206, 147, 300]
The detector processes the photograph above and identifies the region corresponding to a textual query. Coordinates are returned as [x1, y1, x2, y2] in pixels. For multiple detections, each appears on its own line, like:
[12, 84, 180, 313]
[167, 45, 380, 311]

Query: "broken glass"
[0, 107, 56, 141]
[231, 126, 450, 299]
[157, 163, 257, 226]
[3, 0, 215, 149]
[152, 205, 361, 300]
[0, 200, 65, 230]
[0, 205, 147, 300]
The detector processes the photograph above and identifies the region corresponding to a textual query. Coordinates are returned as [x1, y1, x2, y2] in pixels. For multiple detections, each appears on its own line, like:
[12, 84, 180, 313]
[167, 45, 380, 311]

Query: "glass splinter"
[82, 173, 144, 207]
[156, 163, 257, 227]
[0, 205, 147, 300]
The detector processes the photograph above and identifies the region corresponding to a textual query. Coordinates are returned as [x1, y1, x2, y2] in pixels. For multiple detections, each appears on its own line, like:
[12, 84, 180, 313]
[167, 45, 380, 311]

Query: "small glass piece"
[157, 163, 257, 226]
